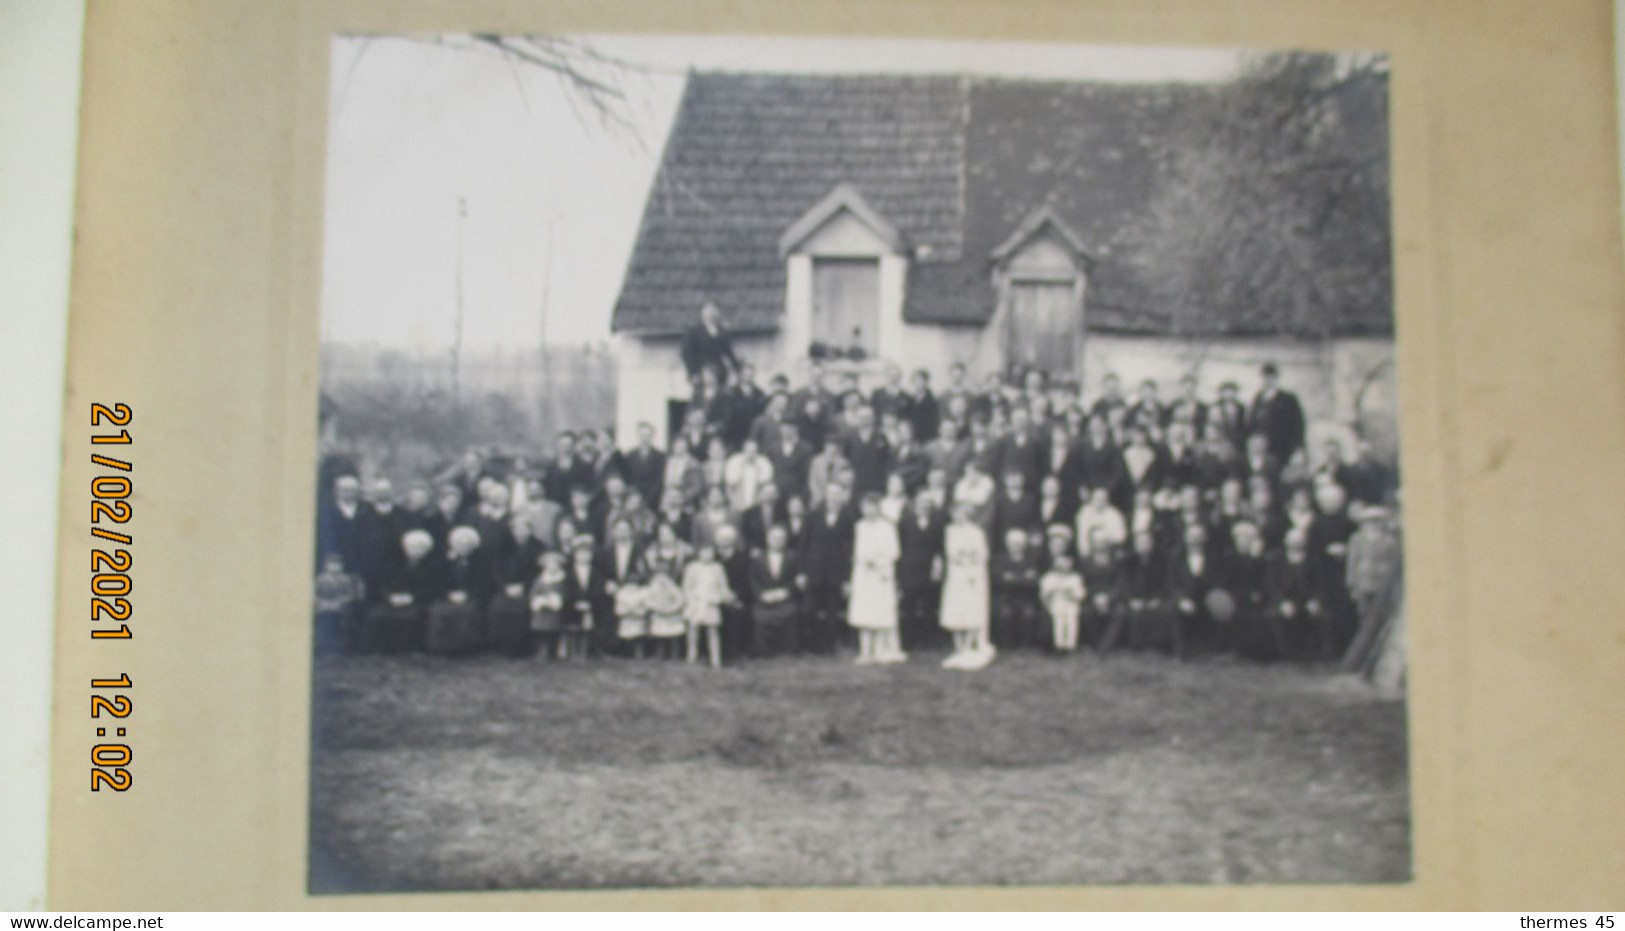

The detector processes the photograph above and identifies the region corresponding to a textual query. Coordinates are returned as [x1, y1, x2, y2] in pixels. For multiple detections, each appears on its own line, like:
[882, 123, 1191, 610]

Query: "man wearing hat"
[1248, 362, 1307, 465]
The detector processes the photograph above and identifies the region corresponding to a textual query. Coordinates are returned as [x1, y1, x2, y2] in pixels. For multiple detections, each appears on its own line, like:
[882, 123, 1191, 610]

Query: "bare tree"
[1125, 51, 1392, 342]
[338, 33, 664, 149]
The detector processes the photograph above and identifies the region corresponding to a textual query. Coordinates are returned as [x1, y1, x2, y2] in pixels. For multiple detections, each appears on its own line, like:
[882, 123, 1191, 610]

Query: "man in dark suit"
[717, 379, 758, 451]
[1216, 519, 1270, 658]
[1090, 372, 1128, 422]
[841, 406, 891, 500]
[623, 421, 666, 513]
[582, 429, 625, 491]
[896, 489, 945, 652]
[434, 449, 490, 507]
[750, 523, 802, 656]
[679, 300, 740, 387]
[1248, 363, 1307, 465]
[1168, 374, 1209, 437]
[1262, 529, 1325, 661]
[948, 415, 999, 486]
[1168, 521, 1218, 654]
[797, 482, 855, 654]
[740, 480, 786, 554]
[993, 468, 1042, 545]
[991, 527, 1044, 650]
[1074, 415, 1128, 506]
[791, 361, 832, 424]
[1126, 379, 1166, 433]
[423, 482, 472, 552]
[563, 486, 602, 549]
[889, 419, 930, 495]
[900, 369, 940, 442]
[357, 478, 409, 595]
[998, 405, 1047, 491]
[870, 365, 907, 421]
[596, 516, 645, 597]
[767, 419, 815, 503]
[560, 536, 609, 656]
[734, 362, 768, 425]
[1110, 528, 1178, 655]
[543, 432, 590, 505]
[714, 525, 755, 660]
[674, 409, 715, 469]
[749, 392, 792, 452]
[318, 474, 368, 578]
[1211, 381, 1249, 451]
[1242, 432, 1284, 494]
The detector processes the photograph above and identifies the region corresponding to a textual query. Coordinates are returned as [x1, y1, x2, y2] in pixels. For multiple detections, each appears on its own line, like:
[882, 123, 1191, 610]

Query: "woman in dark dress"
[485, 514, 545, 656]
[363, 529, 441, 653]
[426, 526, 493, 655]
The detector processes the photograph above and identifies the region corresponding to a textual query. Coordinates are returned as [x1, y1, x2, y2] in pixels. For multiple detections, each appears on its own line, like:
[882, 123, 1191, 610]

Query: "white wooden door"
[1007, 280, 1079, 374]
[812, 257, 881, 356]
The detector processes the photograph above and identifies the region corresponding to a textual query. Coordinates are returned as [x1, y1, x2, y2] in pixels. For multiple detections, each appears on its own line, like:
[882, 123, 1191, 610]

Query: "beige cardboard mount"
[50, 0, 1625, 910]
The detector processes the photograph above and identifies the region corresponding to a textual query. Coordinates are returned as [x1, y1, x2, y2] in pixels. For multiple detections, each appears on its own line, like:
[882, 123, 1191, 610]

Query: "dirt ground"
[307, 649, 1411, 892]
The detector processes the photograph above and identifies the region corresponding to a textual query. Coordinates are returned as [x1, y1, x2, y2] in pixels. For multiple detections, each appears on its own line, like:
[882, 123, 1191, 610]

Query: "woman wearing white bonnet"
[428, 525, 488, 655]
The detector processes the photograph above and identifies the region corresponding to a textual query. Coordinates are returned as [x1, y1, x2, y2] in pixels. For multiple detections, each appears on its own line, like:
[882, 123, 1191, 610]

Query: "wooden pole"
[452, 195, 467, 408]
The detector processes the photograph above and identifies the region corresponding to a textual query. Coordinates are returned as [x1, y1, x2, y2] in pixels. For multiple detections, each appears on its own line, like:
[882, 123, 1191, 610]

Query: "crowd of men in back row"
[314, 355, 1403, 671]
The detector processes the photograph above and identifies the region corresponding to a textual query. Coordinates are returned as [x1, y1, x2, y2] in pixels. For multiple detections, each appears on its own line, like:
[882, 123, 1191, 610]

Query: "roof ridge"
[685, 70, 1223, 92]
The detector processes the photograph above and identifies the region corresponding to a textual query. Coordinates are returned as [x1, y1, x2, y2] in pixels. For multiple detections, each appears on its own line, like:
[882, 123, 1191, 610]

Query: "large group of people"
[314, 353, 1402, 673]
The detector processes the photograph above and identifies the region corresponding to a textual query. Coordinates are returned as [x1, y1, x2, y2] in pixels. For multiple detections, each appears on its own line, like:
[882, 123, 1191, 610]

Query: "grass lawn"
[308, 649, 1410, 892]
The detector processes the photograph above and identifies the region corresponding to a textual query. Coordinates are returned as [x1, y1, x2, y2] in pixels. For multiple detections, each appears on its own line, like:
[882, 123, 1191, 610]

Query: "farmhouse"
[611, 72, 1394, 446]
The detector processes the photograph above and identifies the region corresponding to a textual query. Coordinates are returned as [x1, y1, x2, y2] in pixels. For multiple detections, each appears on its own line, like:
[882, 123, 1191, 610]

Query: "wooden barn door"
[812, 258, 881, 356]
[1007, 280, 1079, 374]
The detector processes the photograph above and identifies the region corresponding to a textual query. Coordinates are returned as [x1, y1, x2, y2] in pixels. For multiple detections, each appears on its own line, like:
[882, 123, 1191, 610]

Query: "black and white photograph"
[308, 32, 1406, 893]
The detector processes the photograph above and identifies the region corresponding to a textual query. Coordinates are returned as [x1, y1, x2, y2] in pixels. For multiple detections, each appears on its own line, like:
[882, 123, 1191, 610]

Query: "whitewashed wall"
[620, 326, 1397, 456]
[1084, 334, 1399, 457]
[614, 331, 787, 446]
[1083, 335, 1392, 421]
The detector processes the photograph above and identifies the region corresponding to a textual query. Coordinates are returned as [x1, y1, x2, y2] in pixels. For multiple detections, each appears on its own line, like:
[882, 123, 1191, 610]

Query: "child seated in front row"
[682, 543, 736, 667]
[1040, 552, 1087, 653]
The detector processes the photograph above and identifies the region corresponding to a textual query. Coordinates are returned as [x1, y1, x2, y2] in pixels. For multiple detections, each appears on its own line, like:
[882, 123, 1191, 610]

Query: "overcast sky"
[319, 34, 1246, 351]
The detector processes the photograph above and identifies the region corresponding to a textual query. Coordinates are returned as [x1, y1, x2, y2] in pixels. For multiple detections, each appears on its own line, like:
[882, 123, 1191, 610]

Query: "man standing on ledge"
[681, 299, 741, 389]
[1249, 362, 1307, 465]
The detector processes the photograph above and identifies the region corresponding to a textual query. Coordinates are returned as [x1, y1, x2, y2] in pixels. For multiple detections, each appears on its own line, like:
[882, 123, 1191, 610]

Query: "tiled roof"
[612, 71, 1391, 338]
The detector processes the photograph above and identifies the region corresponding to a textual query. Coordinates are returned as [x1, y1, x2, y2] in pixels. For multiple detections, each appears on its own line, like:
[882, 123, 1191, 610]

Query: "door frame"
[998, 267, 1087, 381]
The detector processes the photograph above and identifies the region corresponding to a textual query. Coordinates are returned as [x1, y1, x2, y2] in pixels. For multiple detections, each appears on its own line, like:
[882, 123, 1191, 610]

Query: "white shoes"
[943, 644, 996, 670]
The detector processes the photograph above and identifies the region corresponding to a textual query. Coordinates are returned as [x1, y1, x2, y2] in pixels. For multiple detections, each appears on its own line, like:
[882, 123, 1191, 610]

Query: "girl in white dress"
[940, 500, 995, 669]
[682, 544, 735, 668]
[847, 492, 904, 665]
[1040, 552, 1087, 652]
